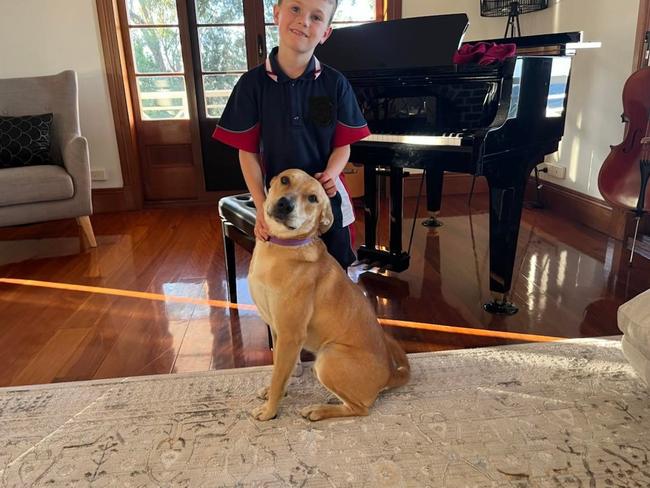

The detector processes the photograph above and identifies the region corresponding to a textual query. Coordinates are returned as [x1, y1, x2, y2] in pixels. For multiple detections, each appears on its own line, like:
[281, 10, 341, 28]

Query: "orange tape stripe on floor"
[0, 277, 257, 311]
[378, 318, 563, 342]
[0, 278, 564, 342]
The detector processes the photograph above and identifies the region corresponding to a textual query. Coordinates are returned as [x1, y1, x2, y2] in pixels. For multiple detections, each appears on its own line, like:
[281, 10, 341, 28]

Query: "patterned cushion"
[0, 113, 54, 168]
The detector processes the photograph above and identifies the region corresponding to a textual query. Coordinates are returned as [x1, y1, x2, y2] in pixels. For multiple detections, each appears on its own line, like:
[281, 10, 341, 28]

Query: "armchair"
[0, 70, 96, 246]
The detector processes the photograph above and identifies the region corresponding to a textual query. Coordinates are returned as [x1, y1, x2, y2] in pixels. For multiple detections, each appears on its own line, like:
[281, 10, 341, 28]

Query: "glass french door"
[186, 0, 265, 191]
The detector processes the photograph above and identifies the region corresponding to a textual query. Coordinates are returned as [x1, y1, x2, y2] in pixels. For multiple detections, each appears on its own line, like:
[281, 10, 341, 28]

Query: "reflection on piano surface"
[315, 14, 582, 314]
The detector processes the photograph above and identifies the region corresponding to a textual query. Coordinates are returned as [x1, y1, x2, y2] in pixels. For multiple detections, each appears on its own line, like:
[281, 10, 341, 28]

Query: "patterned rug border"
[1, 335, 623, 393]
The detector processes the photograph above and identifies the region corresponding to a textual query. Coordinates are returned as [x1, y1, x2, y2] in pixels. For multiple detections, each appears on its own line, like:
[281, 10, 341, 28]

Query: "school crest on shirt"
[308, 96, 334, 127]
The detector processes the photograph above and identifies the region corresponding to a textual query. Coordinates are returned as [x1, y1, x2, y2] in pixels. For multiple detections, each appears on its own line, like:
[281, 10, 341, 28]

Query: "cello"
[598, 34, 650, 263]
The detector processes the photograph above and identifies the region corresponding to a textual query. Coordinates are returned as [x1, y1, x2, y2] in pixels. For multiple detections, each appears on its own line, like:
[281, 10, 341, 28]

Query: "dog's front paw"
[257, 386, 288, 400]
[251, 403, 277, 421]
[300, 404, 326, 421]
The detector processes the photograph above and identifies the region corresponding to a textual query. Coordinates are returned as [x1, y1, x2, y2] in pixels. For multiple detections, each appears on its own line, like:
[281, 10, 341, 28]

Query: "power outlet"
[543, 163, 566, 179]
[91, 168, 107, 181]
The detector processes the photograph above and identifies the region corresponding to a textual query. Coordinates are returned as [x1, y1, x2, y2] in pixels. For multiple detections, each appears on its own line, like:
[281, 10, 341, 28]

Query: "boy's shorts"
[322, 192, 356, 269]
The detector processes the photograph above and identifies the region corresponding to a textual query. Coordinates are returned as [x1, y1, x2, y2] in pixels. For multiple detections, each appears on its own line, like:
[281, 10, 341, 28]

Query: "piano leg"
[423, 164, 444, 227]
[482, 159, 536, 315]
[362, 163, 378, 250]
[389, 166, 404, 253]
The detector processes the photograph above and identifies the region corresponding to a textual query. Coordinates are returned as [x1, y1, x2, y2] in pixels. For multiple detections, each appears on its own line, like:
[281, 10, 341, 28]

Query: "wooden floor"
[0, 192, 648, 387]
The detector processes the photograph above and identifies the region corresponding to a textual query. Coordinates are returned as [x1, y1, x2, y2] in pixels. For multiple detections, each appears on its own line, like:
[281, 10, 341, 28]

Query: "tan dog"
[249, 168, 410, 422]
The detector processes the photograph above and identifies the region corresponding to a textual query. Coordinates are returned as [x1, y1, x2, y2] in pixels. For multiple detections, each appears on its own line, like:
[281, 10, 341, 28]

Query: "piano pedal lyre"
[483, 294, 519, 315]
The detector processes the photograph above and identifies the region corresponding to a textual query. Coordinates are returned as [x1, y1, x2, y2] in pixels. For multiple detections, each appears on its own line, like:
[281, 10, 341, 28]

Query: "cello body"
[598, 66, 650, 213]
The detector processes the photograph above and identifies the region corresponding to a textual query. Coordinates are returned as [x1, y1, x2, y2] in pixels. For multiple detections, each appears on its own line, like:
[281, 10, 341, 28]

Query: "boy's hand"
[315, 171, 337, 197]
[255, 210, 270, 241]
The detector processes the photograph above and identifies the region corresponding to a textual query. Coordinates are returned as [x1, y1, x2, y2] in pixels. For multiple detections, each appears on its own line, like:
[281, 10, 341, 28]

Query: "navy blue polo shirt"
[213, 47, 370, 227]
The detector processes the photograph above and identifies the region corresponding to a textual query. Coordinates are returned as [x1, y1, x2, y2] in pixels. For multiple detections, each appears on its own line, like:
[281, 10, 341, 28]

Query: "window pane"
[265, 25, 279, 53]
[204, 74, 241, 118]
[263, 0, 274, 23]
[333, 22, 364, 29]
[198, 27, 247, 72]
[130, 27, 184, 73]
[137, 76, 189, 120]
[334, 0, 376, 22]
[546, 57, 571, 118]
[126, 0, 178, 25]
[195, 0, 244, 24]
[264, 0, 376, 23]
[508, 59, 523, 119]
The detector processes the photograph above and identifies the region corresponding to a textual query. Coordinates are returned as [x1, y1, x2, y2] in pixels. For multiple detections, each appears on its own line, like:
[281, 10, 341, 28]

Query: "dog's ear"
[318, 199, 334, 235]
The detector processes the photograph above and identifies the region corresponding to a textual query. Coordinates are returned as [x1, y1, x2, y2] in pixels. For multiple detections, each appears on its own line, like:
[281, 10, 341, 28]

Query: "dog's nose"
[274, 196, 294, 216]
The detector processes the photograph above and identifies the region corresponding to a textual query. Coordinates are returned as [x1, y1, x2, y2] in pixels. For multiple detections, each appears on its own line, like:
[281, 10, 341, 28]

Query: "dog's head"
[264, 169, 333, 239]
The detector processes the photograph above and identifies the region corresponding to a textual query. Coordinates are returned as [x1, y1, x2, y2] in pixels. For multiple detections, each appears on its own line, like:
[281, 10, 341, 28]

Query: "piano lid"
[314, 14, 469, 74]
[468, 31, 582, 49]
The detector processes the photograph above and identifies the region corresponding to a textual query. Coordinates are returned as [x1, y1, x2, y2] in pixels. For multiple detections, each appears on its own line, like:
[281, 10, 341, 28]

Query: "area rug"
[1, 337, 648, 487]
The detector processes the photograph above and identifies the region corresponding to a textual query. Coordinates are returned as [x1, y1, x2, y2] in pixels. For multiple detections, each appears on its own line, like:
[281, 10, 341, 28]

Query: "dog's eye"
[280, 176, 289, 185]
[308, 195, 318, 203]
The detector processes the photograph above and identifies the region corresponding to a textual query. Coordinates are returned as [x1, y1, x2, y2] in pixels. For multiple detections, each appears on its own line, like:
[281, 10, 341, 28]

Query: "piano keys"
[363, 133, 466, 147]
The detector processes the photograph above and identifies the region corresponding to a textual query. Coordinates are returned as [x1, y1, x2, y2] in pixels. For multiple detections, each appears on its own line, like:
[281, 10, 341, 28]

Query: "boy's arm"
[315, 144, 350, 197]
[239, 149, 270, 240]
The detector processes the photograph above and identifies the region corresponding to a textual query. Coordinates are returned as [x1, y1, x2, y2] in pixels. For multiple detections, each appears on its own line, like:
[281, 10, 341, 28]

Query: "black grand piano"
[315, 14, 582, 314]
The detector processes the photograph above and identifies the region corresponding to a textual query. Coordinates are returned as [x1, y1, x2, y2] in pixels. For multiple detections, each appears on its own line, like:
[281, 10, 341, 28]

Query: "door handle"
[257, 35, 264, 60]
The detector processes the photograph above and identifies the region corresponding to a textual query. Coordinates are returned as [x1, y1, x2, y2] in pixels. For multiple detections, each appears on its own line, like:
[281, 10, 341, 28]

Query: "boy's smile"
[273, 0, 334, 58]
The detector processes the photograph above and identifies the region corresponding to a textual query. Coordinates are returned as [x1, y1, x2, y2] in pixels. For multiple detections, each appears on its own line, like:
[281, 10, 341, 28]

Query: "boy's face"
[273, 0, 335, 56]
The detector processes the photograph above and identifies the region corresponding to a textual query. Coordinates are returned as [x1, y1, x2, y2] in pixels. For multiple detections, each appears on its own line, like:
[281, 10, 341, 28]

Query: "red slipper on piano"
[452, 42, 491, 64]
[480, 43, 517, 65]
[453, 42, 517, 65]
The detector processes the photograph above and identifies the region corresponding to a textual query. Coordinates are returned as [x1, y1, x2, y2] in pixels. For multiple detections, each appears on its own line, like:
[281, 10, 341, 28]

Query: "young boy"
[213, 0, 370, 269]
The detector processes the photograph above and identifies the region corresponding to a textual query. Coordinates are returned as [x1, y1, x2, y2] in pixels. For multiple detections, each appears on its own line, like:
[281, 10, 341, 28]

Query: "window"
[125, 0, 190, 120]
[195, 0, 249, 118]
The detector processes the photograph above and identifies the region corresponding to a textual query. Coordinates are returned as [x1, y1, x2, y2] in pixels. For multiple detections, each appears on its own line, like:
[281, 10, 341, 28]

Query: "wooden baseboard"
[142, 191, 238, 209]
[93, 186, 246, 213]
[525, 179, 649, 240]
[92, 186, 140, 213]
[525, 179, 612, 235]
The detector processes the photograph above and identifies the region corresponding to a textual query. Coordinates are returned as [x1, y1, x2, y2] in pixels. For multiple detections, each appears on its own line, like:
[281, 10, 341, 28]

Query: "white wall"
[0, 0, 123, 188]
[404, 0, 639, 199]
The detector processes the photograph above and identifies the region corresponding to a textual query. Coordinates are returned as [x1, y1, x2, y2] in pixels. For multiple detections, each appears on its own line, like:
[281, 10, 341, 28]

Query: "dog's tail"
[384, 333, 410, 389]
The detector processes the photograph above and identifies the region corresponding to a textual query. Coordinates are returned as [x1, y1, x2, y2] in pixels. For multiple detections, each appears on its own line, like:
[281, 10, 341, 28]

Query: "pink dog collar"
[268, 236, 314, 247]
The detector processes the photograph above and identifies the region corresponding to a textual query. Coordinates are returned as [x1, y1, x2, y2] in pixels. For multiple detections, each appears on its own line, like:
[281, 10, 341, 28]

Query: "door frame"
[633, 0, 650, 70]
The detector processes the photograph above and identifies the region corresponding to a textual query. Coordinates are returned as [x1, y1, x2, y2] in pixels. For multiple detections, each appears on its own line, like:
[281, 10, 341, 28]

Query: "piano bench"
[218, 193, 256, 303]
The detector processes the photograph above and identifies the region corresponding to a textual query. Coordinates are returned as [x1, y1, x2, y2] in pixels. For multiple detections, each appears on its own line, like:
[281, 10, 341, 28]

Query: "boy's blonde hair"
[277, 0, 339, 25]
